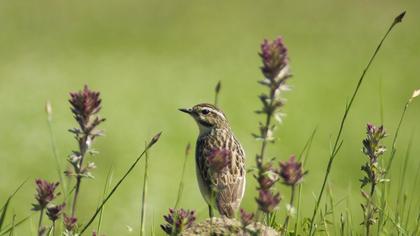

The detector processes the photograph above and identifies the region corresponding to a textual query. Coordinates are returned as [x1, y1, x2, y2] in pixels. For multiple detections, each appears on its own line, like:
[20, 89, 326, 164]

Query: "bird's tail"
[216, 202, 236, 218]
[216, 191, 241, 218]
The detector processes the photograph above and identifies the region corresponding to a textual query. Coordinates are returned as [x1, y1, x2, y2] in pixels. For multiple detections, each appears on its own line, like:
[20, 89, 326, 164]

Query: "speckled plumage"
[180, 103, 246, 218]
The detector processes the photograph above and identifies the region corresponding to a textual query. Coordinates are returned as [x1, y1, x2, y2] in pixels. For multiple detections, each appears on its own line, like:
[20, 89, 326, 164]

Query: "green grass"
[0, 0, 419, 235]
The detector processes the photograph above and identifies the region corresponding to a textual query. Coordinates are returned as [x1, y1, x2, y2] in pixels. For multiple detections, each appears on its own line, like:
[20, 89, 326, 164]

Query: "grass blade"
[395, 133, 414, 224]
[8, 214, 15, 236]
[308, 11, 406, 236]
[174, 143, 191, 209]
[96, 167, 114, 235]
[0, 214, 33, 236]
[0, 179, 28, 231]
[294, 128, 317, 234]
[79, 132, 162, 235]
[45, 101, 67, 197]
[140, 143, 150, 236]
[214, 81, 221, 107]
[378, 89, 419, 230]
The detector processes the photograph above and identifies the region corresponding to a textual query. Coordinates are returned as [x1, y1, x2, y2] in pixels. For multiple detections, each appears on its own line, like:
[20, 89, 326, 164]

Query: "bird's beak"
[179, 108, 193, 114]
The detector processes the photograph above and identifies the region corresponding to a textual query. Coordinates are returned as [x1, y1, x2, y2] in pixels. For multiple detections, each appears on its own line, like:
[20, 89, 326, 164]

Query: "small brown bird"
[179, 103, 246, 218]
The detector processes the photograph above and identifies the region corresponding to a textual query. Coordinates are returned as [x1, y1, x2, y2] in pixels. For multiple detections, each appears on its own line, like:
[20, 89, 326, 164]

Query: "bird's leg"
[208, 204, 214, 218]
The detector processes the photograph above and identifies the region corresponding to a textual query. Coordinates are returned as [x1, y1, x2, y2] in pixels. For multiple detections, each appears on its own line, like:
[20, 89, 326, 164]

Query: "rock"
[181, 217, 280, 236]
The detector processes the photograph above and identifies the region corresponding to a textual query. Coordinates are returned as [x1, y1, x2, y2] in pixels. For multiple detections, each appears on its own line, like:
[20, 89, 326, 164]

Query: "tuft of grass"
[378, 89, 419, 231]
[308, 11, 406, 236]
[79, 132, 162, 235]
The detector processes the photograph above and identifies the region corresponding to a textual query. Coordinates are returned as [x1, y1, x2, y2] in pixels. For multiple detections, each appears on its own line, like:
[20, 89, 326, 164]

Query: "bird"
[179, 103, 246, 218]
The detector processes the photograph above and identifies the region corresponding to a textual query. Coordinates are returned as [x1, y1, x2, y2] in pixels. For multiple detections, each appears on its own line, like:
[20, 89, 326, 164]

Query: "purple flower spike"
[363, 123, 387, 163]
[46, 203, 66, 222]
[279, 155, 307, 186]
[160, 208, 196, 235]
[32, 179, 60, 211]
[260, 37, 289, 81]
[257, 161, 279, 190]
[63, 214, 78, 231]
[256, 189, 281, 213]
[69, 85, 105, 135]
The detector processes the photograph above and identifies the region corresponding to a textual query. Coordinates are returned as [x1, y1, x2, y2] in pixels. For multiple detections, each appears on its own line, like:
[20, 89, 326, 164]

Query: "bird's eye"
[201, 109, 210, 115]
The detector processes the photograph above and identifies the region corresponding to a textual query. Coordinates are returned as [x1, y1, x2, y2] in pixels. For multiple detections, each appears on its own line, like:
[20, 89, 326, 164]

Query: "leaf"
[0, 180, 28, 231]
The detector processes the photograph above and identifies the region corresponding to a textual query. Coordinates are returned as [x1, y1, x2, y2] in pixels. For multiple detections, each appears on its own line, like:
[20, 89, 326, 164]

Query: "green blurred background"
[0, 0, 419, 235]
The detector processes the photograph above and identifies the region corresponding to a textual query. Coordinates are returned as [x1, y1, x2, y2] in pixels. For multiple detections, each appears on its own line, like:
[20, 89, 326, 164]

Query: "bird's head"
[179, 103, 229, 133]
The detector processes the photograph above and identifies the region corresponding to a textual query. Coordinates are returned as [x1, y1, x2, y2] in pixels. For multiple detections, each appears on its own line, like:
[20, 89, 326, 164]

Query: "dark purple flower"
[63, 214, 77, 231]
[257, 161, 279, 190]
[32, 179, 60, 211]
[46, 203, 65, 222]
[260, 37, 289, 81]
[207, 149, 231, 173]
[160, 208, 196, 235]
[240, 208, 255, 226]
[69, 85, 105, 134]
[279, 155, 307, 186]
[256, 190, 281, 213]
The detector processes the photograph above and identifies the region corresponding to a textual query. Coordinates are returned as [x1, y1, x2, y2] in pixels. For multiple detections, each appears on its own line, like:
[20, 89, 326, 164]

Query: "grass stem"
[79, 132, 161, 235]
[140, 144, 149, 236]
[307, 11, 405, 236]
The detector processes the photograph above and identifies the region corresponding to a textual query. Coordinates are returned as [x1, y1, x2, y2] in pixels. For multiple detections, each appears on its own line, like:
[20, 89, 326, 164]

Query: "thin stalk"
[51, 221, 55, 236]
[385, 101, 410, 174]
[366, 182, 376, 236]
[79, 132, 162, 235]
[0, 179, 28, 231]
[140, 145, 150, 236]
[294, 128, 317, 234]
[405, 153, 420, 229]
[38, 208, 44, 233]
[282, 185, 296, 235]
[0, 214, 33, 236]
[379, 89, 417, 230]
[308, 11, 405, 236]
[45, 101, 67, 198]
[395, 135, 413, 224]
[378, 78, 384, 124]
[96, 167, 113, 235]
[340, 213, 345, 236]
[174, 143, 191, 209]
[71, 135, 88, 217]
[214, 81, 221, 107]
[8, 214, 15, 236]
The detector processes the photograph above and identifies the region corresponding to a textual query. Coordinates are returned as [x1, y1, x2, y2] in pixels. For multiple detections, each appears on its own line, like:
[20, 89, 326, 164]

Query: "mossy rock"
[181, 217, 280, 236]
